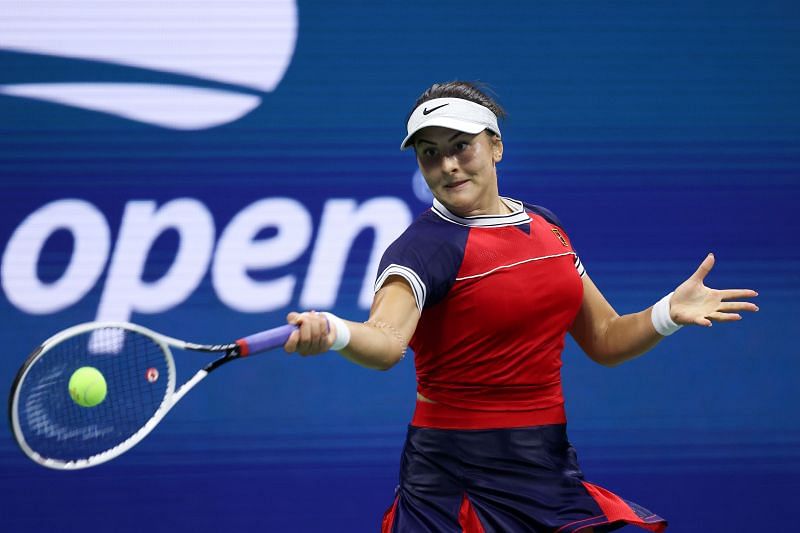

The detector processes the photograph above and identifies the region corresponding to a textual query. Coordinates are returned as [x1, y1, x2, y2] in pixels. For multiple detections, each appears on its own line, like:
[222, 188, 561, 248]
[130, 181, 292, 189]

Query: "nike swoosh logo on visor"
[422, 103, 449, 115]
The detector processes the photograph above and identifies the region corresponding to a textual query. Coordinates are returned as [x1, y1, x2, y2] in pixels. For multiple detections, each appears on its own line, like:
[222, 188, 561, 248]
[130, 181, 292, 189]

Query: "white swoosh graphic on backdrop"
[0, 0, 297, 129]
[0, 83, 261, 130]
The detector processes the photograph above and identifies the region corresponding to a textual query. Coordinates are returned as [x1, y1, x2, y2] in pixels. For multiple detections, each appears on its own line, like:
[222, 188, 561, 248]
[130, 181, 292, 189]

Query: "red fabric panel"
[411, 398, 566, 430]
[458, 495, 485, 533]
[411, 213, 584, 423]
[581, 482, 667, 532]
[381, 496, 399, 533]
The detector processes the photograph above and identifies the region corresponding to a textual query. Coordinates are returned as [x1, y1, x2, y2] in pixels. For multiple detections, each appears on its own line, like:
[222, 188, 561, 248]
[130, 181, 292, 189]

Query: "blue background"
[1, 1, 798, 531]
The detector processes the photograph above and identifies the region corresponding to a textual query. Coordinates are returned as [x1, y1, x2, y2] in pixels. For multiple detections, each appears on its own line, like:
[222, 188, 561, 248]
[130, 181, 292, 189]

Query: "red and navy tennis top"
[374, 197, 586, 429]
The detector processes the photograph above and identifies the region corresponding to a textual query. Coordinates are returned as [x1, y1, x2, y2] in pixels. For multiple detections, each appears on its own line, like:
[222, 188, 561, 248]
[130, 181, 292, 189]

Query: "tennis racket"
[8, 321, 297, 470]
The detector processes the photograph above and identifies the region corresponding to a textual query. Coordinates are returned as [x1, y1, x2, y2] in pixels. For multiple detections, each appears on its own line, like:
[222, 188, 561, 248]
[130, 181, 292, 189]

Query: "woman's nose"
[442, 154, 459, 173]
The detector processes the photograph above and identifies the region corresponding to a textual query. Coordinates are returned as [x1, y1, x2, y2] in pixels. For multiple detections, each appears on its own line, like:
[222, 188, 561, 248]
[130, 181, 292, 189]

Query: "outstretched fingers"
[697, 295, 759, 326]
[716, 301, 759, 313]
[690, 253, 716, 282]
[719, 289, 759, 300]
[674, 255, 759, 328]
[693, 315, 713, 327]
[706, 311, 742, 322]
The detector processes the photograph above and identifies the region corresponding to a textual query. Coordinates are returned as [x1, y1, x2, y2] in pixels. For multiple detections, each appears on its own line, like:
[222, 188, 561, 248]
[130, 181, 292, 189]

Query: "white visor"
[401, 97, 501, 150]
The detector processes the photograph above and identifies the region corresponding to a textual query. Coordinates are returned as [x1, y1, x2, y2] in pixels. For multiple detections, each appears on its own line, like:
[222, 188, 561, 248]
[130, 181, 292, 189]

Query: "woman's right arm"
[284, 277, 420, 371]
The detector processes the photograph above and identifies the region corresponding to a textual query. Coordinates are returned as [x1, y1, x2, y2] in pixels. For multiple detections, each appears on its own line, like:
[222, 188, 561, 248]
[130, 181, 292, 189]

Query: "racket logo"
[145, 367, 160, 383]
[0, 1, 298, 130]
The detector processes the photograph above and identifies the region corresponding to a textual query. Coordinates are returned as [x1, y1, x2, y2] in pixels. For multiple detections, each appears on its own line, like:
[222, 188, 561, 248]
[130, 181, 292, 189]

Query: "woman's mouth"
[444, 180, 469, 190]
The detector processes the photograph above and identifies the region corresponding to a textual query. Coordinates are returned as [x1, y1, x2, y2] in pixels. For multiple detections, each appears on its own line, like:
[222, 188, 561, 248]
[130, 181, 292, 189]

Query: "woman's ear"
[492, 137, 503, 163]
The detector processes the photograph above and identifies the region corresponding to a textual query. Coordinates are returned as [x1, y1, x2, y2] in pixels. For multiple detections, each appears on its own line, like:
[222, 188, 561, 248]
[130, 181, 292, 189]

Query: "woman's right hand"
[284, 311, 336, 356]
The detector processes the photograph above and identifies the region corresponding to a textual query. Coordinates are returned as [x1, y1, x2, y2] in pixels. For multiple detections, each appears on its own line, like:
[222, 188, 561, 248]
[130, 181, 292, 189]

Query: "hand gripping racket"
[8, 321, 296, 470]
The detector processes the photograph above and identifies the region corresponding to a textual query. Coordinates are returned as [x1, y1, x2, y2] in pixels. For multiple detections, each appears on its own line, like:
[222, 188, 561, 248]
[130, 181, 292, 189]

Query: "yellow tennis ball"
[68, 366, 107, 407]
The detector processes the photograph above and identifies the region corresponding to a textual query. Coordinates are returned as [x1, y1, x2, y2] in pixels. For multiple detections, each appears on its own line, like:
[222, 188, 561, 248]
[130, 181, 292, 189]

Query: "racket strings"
[16, 327, 172, 463]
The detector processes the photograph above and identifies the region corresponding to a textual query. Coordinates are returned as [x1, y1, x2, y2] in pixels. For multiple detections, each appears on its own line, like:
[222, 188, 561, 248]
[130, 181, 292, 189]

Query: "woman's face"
[414, 126, 503, 217]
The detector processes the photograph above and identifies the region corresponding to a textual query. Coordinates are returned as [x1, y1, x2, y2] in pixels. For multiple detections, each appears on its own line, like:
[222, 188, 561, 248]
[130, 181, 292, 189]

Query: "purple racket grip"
[236, 324, 297, 356]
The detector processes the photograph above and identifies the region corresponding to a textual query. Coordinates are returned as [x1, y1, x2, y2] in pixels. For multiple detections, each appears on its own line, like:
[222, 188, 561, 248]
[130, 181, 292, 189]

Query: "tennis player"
[284, 81, 758, 532]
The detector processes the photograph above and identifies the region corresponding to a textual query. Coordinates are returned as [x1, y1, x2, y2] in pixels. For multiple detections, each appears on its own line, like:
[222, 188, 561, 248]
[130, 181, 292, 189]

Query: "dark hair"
[407, 81, 507, 122]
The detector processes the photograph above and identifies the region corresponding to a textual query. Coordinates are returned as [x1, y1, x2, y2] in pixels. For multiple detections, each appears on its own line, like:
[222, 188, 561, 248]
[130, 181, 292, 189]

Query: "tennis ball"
[68, 366, 107, 407]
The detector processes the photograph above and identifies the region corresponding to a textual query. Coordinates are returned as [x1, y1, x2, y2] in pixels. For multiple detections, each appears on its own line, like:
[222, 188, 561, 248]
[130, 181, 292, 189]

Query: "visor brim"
[400, 117, 492, 150]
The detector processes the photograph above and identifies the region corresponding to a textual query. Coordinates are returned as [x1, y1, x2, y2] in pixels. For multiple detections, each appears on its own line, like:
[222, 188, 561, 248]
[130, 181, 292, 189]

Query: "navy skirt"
[381, 424, 667, 532]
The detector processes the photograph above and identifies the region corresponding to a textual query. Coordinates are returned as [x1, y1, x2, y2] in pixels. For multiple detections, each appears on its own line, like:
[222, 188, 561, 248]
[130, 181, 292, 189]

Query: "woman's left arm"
[569, 253, 758, 367]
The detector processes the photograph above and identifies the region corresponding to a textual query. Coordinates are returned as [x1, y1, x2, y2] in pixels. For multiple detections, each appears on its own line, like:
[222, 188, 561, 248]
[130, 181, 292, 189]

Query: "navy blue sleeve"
[374, 211, 469, 311]
[523, 202, 565, 230]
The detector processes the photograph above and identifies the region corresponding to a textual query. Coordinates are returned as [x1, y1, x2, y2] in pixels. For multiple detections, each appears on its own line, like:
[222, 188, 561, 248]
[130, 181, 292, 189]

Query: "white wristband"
[651, 292, 683, 336]
[321, 312, 351, 351]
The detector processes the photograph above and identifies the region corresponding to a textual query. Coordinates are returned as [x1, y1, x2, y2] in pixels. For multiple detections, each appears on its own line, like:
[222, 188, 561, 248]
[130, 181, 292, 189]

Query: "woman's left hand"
[670, 253, 759, 327]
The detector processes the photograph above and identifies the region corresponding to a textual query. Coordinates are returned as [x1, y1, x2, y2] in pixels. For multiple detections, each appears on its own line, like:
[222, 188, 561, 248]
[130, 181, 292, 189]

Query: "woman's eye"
[455, 141, 469, 151]
[423, 148, 437, 157]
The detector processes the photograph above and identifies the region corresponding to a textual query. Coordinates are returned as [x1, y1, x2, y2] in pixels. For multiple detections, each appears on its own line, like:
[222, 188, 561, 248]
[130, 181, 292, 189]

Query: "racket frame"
[9, 321, 254, 470]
